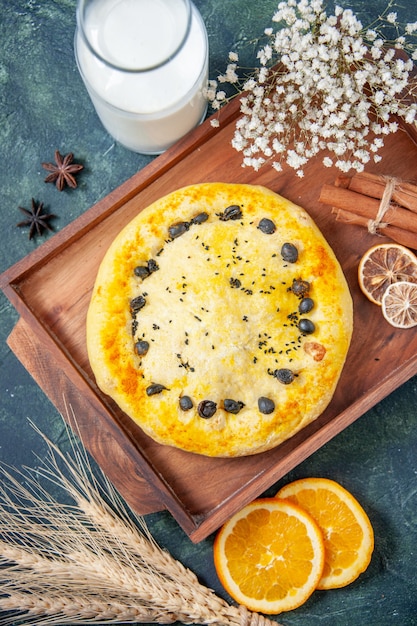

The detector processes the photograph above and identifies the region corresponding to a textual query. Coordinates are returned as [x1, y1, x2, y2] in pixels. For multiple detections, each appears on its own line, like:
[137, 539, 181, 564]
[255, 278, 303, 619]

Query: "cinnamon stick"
[332, 207, 417, 249]
[319, 184, 417, 235]
[342, 172, 417, 214]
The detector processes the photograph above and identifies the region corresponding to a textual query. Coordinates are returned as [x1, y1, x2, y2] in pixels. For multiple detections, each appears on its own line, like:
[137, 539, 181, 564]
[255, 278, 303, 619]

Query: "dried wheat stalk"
[0, 414, 282, 626]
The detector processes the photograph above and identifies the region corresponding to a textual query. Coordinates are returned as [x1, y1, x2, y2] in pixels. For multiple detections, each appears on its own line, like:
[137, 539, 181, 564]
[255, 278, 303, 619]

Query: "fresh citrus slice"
[358, 242, 417, 305]
[276, 478, 374, 590]
[213, 498, 324, 614]
[381, 280, 417, 328]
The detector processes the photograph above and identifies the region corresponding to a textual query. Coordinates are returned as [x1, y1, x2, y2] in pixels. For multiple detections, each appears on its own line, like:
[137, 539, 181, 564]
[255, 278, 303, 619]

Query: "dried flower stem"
[0, 414, 282, 626]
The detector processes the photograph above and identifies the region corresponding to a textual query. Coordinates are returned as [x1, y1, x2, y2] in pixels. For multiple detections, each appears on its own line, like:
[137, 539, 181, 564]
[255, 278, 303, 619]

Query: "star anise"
[42, 150, 84, 191]
[17, 199, 56, 239]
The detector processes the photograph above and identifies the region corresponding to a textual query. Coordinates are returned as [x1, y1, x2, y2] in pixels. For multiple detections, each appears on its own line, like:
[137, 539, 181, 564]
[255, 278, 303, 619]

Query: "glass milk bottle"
[74, 0, 209, 154]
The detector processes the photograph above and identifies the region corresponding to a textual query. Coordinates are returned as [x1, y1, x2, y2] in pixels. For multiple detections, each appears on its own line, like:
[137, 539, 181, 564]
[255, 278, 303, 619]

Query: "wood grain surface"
[2, 99, 417, 542]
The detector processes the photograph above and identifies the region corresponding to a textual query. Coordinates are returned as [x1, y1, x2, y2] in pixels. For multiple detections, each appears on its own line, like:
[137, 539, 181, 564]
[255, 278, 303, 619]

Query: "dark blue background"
[1, 1, 416, 624]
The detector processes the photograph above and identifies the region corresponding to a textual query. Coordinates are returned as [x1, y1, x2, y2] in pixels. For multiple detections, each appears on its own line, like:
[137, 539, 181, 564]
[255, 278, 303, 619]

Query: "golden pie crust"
[87, 183, 353, 457]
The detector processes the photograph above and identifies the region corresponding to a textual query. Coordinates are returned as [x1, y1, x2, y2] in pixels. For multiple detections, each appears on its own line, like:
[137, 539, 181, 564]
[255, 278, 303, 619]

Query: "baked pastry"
[87, 183, 353, 457]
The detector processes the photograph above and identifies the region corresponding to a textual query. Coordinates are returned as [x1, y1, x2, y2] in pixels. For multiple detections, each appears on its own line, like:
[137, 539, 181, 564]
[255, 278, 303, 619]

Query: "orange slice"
[213, 498, 324, 614]
[381, 280, 417, 328]
[276, 478, 374, 590]
[358, 242, 417, 305]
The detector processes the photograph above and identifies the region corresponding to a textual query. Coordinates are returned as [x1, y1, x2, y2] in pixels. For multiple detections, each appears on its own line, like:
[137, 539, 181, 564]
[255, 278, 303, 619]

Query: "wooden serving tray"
[2, 97, 417, 542]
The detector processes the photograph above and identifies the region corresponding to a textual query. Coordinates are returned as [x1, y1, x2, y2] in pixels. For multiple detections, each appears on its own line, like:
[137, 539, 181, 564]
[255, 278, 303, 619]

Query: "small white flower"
[366, 29, 378, 41]
[243, 78, 257, 91]
[257, 44, 273, 65]
[354, 149, 370, 163]
[352, 161, 365, 172]
[406, 22, 417, 34]
[374, 90, 385, 105]
[225, 64, 239, 83]
[405, 108, 417, 124]
[373, 137, 384, 149]
[286, 150, 307, 170]
[383, 48, 395, 63]
[207, 0, 416, 175]
[232, 132, 245, 152]
[370, 45, 382, 60]
[336, 159, 353, 172]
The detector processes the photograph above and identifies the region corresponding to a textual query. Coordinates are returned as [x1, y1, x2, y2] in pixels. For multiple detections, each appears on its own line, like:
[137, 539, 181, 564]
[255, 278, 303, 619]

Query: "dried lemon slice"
[358, 243, 417, 305]
[381, 281, 417, 328]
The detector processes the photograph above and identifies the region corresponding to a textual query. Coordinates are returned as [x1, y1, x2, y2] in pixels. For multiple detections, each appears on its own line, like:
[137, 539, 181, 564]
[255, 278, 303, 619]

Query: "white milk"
[75, 0, 208, 153]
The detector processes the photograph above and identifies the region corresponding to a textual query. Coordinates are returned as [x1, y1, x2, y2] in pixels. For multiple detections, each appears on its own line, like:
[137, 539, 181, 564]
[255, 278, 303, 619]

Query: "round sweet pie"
[87, 183, 353, 457]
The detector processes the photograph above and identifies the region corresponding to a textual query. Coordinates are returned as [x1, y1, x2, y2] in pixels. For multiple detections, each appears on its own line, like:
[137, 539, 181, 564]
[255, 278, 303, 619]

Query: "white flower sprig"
[207, 0, 417, 177]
